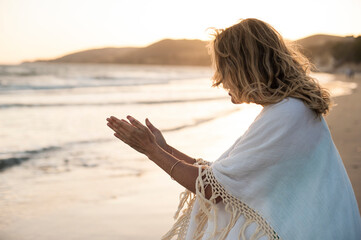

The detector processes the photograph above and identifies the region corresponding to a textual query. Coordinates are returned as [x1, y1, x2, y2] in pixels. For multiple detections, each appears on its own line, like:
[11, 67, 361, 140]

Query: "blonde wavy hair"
[207, 18, 332, 120]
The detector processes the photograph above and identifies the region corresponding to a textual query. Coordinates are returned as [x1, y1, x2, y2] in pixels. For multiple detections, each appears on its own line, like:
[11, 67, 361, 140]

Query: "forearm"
[147, 145, 221, 203]
[165, 144, 197, 165]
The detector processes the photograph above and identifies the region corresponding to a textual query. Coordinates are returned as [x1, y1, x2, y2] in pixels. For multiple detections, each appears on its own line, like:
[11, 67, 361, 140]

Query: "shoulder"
[246, 97, 319, 138]
[233, 97, 320, 148]
[261, 97, 315, 121]
[264, 97, 310, 113]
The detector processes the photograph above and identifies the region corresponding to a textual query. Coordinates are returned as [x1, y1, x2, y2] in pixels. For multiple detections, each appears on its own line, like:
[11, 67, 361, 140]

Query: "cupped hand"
[106, 115, 159, 157]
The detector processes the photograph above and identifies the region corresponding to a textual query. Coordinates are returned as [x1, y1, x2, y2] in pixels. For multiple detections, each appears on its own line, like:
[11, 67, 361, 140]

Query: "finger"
[145, 118, 153, 128]
[110, 116, 134, 133]
[145, 118, 157, 131]
[107, 120, 128, 137]
[107, 122, 126, 136]
[111, 116, 132, 125]
[106, 121, 117, 131]
[107, 117, 117, 126]
[107, 116, 131, 126]
[121, 119, 132, 126]
[127, 115, 146, 130]
[108, 117, 129, 128]
[109, 117, 149, 146]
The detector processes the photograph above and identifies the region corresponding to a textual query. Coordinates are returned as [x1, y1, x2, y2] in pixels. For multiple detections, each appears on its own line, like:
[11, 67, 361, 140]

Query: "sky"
[0, 0, 360, 64]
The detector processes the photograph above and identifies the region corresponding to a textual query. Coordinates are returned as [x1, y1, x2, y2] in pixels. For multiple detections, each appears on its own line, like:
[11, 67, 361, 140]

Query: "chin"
[231, 98, 243, 104]
[229, 94, 240, 104]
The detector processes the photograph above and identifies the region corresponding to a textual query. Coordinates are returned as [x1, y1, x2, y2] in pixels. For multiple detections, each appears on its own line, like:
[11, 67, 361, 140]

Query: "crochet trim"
[161, 158, 281, 240]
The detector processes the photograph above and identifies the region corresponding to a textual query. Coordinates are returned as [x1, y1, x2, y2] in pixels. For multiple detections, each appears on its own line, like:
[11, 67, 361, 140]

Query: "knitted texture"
[161, 158, 281, 240]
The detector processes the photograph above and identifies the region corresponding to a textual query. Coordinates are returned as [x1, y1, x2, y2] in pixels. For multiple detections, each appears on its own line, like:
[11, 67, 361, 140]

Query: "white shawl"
[162, 97, 361, 240]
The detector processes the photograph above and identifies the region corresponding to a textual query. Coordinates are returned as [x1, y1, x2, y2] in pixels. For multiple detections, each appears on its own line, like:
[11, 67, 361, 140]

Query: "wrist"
[166, 144, 173, 155]
[147, 144, 163, 161]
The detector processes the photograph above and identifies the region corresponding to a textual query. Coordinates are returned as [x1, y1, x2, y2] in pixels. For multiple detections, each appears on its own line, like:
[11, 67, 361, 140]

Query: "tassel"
[174, 189, 193, 219]
[161, 189, 196, 240]
[238, 218, 253, 240]
[250, 225, 266, 240]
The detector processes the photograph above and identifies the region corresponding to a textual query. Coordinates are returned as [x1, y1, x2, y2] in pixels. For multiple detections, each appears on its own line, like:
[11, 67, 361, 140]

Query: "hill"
[295, 34, 359, 72]
[35, 39, 211, 66]
[295, 34, 353, 48]
[48, 47, 138, 63]
[115, 39, 211, 65]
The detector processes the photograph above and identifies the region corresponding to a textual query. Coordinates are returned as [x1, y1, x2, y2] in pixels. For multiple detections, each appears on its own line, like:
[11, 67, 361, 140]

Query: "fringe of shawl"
[161, 188, 196, 240]
[161, 158, 281, 240]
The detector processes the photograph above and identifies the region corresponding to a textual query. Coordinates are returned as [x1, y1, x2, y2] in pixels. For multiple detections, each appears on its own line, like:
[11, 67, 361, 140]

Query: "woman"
[106, 18, 361, 239]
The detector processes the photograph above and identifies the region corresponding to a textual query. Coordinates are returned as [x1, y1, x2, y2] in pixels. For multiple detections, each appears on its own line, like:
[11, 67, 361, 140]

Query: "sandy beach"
[0, 72, 360, 240]
[323, 73, 361, 214]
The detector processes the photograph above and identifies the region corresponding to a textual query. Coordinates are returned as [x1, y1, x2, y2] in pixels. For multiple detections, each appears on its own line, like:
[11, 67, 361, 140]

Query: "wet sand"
[323, 73, 361, 214]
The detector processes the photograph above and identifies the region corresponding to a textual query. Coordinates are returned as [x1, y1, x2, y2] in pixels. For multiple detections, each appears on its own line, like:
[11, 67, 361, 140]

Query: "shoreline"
[323, 73, 361, 213]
